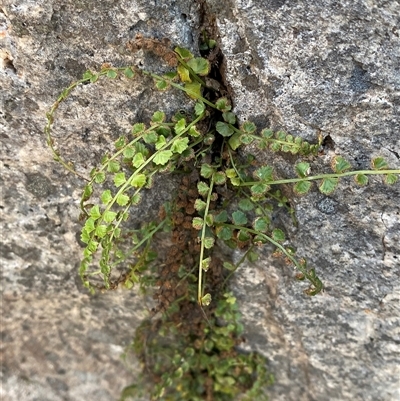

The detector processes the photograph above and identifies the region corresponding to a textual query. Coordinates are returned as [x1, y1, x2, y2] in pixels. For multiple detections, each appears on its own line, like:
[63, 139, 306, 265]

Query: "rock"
[1, 0, 399, 400]
[1, 0, 200, 399]
[210, 1, 400, 400]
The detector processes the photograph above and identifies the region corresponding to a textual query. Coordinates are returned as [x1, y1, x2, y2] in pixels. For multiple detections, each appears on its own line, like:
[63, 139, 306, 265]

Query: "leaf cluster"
[120, 293, 272, 401]
[46, 41, 399, 298]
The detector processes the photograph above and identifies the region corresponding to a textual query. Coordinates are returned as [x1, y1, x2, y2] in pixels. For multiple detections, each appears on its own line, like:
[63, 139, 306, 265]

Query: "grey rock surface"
[1, 0, 400, 400]
[1, 0, 200, 400]
[210, 1, 400, 400]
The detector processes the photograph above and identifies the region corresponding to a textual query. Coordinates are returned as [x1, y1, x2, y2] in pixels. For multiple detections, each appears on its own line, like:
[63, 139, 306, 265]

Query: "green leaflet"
[241, 121, 256, 134]
[247, 250, 259, 262]
[372, 156, 388, 170]
[215, 97, 231, 111]
[192, 217, 204, 230]
[177, 64, 191, 82]
[332, 156, 351, 173]
[203, 237, 215, 249]
[200, 164, 214, 178]
[194, 198, 207, 211]
[155, 79, 169, 90]
[189, 126, 201, 137]
[184, 82, 202, 99]
[153, 150, 173, 165]
[114, 172, 126, 187]
[294, 181, 312, 195]
[94, 171, 106, 184]
[238, 229, 251, 242]
[107, 69, 117, 78]
[132, 123, 146, 135]
[115, 136, 126, 149]
[132, 153, 145, 168]
[201, 293, 212, 306]
[205, 213, 214, 227]
[240, 134, 254, 145]
[385, 173, 398, 185]
[84, 218, 95, 233]
[216, 226, 233, 240]
[238, 199, 254, 211]
[95, 224, 108, 238]
[171, 137, 189, 154]
[216, 121, 234, 137]
[319, 177, 339, 195]
[116, 193, 130, 206]
[151, 111, 166, 123]
[124, 67, 134, 78]
[174, 118, 186, 135]
[202, 257, 211, 271]
[213, 171, 226, 185]
[223, 261, 236, 271]
[89, 205, 101, 220]
[174, 46, 193, 60]
[187, 57, 210, 76]
[82, 184, 93, 201]
[194, 102, 205, 116]
[155, 135, 167, 150]
[250, 183, 270, 196]
[253, 217, 269, 233]
[254, 166, 273, 181]
[222, 112, 236, 124]
[355, 174, 368, 186]
[214, 210, 228, 223]
[295, 162, 310, 178]
[232, 210, 247, 226]
[103, 211, 117, 223]
[228, 132, 242, 150]
[143, 132, 158, 144]
[197, 181, 210, 197]
[123, 147, 135, 159]
[261, 128, 273, 139]
[107, 160, 120, 173]
[272, 228, 285, 242]
[131, 174, 146, 188]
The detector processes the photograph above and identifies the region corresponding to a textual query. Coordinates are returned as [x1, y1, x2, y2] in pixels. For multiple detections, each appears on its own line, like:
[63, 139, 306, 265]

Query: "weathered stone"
[1, 0, 200, 399]
[209, 1, 400, 400]
[1, 0, 399, 400]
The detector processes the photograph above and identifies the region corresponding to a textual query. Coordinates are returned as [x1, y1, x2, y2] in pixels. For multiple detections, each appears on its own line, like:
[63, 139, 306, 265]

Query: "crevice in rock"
[196, 0, 235, 105]
[386, 147, 399, 160]
[321, 134, 335, 151]
[2, 53, 17, 74]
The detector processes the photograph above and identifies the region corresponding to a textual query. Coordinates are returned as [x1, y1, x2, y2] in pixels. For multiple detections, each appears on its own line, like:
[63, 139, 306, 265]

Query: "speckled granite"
[1, 0, 400, 400]
[210, 0, 400, 400]
[1, 1, 200, 400]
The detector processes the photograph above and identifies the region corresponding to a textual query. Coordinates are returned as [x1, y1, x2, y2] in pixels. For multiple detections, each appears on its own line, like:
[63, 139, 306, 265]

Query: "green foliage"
[121, 293, 272, 401]
[46, 40, 400, 401]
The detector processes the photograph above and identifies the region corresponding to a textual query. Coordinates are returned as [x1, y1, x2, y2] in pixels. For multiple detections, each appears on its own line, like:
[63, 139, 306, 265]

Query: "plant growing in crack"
[45, 37, 400, 400]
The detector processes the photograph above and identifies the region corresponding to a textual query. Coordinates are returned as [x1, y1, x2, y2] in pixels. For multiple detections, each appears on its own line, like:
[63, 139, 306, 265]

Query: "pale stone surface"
[1, 0, 400, 400]
[1, 0, 199, 400]
[209, 1, 400, 400]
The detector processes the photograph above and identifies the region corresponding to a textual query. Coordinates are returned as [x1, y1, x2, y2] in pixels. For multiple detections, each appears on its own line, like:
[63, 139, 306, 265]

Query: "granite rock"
[209, 1, 400, 400]
[1, 0, 400, 400]
[1, 0, 200, 399]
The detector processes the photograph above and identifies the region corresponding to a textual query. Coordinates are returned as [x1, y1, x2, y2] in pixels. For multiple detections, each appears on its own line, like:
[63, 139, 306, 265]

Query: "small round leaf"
[319, 177, 339, 195]
[232, 210, 248, 225]
[272, 228, 285, 242]
[293, 180, 312, 195]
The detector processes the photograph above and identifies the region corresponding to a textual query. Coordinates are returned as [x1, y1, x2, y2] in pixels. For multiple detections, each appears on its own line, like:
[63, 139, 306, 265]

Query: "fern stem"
[198, 175, 215, 305]
[223, 224, 323, 293]
[144, 70, 216, 108]
[239, 169, 400, 186]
